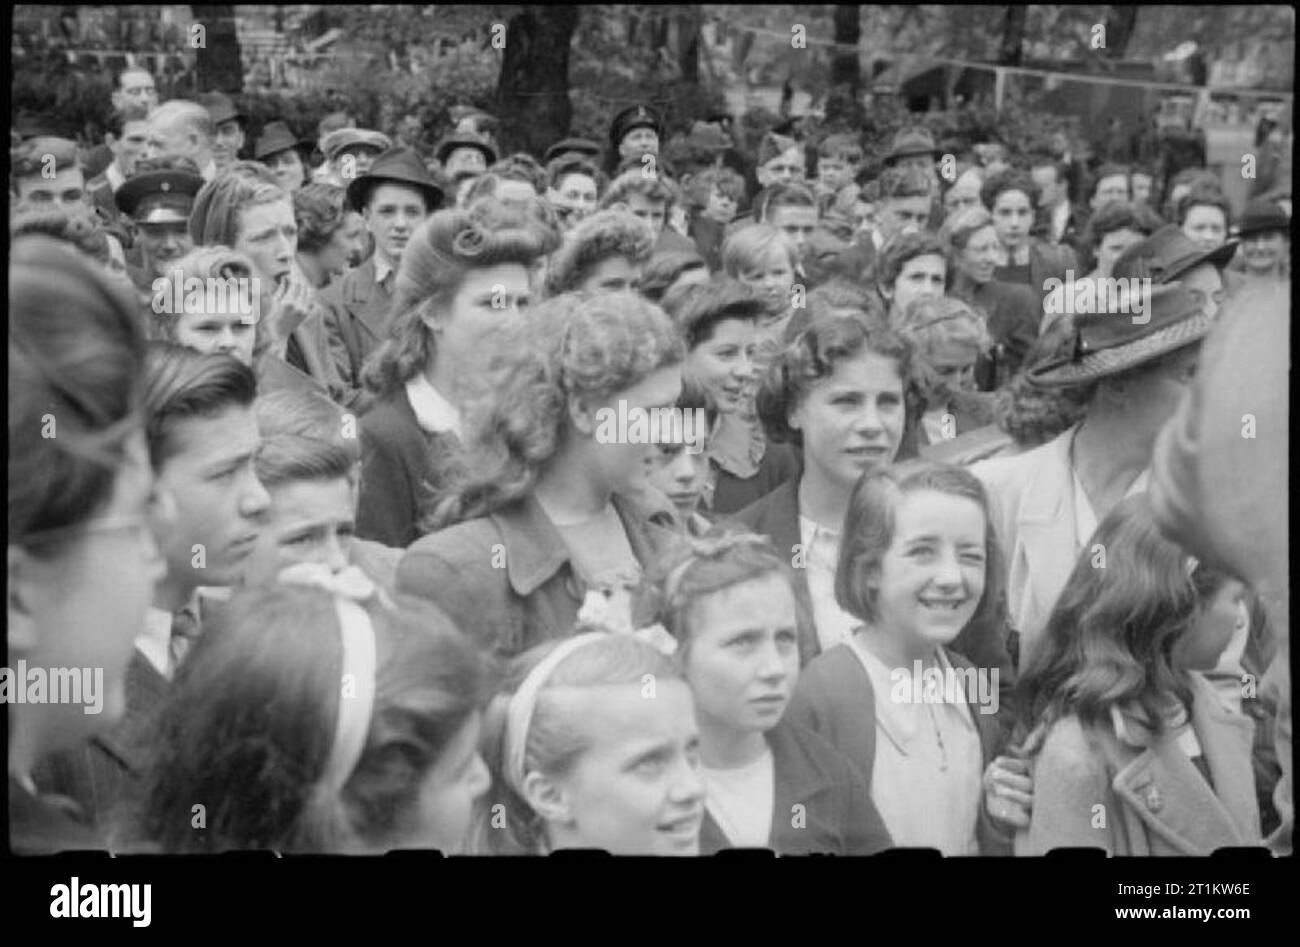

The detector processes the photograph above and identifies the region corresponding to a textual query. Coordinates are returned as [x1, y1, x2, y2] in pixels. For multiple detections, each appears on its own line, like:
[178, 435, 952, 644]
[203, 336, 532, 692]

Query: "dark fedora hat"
[1235, 197, 1290, 238]
[1029, 283, 1212, 387]
[544, 137, 604, 165]
[345, 146, 444, 212]
[253, 121, 310, 162]
[434, 131, 498, 166]
[197, 91, 244, 127]
[609, 104, 661, 149]
[115, 168, 204, 223]
[883, 127, 939, 165]
[1112, 224, 1237, 283]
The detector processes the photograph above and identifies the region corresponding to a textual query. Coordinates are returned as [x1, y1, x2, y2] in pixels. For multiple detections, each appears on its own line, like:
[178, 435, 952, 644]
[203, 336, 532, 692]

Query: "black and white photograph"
[6, 1, 1292, 927]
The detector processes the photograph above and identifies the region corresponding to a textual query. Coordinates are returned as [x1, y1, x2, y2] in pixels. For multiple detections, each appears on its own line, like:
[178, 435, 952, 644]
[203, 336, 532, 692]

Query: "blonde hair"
[430, 291, 683, 528]
[720, 223, 796, 278]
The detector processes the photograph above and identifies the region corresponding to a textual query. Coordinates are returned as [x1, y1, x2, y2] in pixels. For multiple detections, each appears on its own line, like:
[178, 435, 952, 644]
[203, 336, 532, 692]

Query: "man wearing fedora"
[1111, 224, 1235, 321]
[319, 147, 443, 408]
[198, 91, 246, 173]
[608, 103, 661, 173]
[972, 282, 1215, 666]
[114, 156, 204, 304]
[255, 121, 311, 194]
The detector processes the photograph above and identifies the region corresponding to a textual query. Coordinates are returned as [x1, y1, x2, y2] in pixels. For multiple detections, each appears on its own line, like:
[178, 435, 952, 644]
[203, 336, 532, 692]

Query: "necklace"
[926, 700, 949, 772]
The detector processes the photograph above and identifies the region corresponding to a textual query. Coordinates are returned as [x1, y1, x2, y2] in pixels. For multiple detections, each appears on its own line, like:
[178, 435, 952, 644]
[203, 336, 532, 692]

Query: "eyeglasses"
[19, 486, 176, 550]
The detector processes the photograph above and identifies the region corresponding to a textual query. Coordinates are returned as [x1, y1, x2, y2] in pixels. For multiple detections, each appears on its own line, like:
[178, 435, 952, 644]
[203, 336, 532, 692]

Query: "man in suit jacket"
[319, 148, 443, 406]
[973, 284, 1214, 665]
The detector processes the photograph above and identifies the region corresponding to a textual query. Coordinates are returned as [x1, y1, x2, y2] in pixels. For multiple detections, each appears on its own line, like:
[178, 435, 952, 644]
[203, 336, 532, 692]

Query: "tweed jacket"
[396, 493, 685, 660]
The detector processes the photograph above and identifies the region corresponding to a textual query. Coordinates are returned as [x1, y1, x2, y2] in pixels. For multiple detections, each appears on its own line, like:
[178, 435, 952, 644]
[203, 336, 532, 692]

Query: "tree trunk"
[998, 5, 1026, 66]
[826, 4, 863, 126]
[676, 6, 702, 85]
[1102, 6, 1139, 59]
[494, 5, 579, 157]
[190, 5, 243, 93]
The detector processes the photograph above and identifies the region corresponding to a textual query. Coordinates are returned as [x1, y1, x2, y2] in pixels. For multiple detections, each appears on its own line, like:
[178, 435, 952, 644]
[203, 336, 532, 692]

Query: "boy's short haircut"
[818, 133, 863, 163]
[1091, 162, 1132, 197]
[545, 155, 605, 193]
[720, 223, 797, 279]
[758, 181, 818, 223]
[1175, 183, 1232, 227]
[142, 342, 258, 470]
[980, 168, 1040, 211]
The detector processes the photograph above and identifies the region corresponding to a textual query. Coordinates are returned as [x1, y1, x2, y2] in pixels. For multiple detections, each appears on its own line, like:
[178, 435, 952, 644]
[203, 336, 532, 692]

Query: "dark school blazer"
[698, 717, 894, 856]
[785, 642, 1012, 855]
[729, 478, 1018, 739]
[356, 390, 462, 548]
[31, 648, 170, 836]
[396, 493, 685, 660]
[319, 257, 395, 406]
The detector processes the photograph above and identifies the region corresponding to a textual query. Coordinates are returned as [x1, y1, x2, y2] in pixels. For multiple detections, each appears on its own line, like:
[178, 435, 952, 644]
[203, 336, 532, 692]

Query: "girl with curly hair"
[395, 291, 687, 660]
[354, 198, 549, 548]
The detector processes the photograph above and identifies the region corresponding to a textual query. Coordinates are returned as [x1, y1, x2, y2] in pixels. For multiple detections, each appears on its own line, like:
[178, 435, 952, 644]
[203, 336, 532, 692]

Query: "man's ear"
[7, 545, 44, 656]
[522, 770, 574, 827]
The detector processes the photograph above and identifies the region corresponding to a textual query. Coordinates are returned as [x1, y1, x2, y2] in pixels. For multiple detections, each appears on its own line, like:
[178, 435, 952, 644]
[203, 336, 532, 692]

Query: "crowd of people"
[8, 61, 1292, 859]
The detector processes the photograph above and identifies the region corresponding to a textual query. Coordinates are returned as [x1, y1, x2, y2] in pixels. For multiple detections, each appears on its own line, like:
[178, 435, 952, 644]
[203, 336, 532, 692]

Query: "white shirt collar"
[201, 159, 218, 183]
[105, 163, 125, 192]
[374, 253, 396, 287]
[404, 373, 461, 436]
[135, 588, 206, 680]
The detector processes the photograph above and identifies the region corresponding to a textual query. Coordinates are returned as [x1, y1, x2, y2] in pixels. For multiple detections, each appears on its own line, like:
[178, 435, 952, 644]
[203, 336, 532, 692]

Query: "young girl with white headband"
[476, 620, 705, 855]
[135, 564, 491, 853]
[655, 530, 893, 854]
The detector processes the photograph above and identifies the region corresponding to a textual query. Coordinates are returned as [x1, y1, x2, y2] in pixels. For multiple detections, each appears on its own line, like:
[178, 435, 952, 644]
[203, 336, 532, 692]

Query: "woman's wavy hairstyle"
[993, 314, 1094, 448]
[293, 183, 350, 254]
[756, 308, 912, 449]
[475, 633, 681, 854]
[361, 198, 551, 399]
[877, 230, 949, 298]
[429, 291, 684, 529]
[9, 236, 146, 553]
[1018, 493, 1199, 752]
[138, 584, 490, 852]
[147, 245, 270, 357]
[543, 208, 655, 296]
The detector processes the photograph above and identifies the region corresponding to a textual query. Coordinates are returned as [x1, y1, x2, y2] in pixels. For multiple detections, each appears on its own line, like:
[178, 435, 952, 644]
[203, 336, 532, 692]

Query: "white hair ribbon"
[278, 563, 380, 792]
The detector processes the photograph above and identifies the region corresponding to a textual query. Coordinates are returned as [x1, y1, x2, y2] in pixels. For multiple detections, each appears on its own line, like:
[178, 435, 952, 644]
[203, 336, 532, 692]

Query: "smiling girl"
[477, 632, 705, 855]
[786, 461, 1011, 854]
[656, 531, 893, 854]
